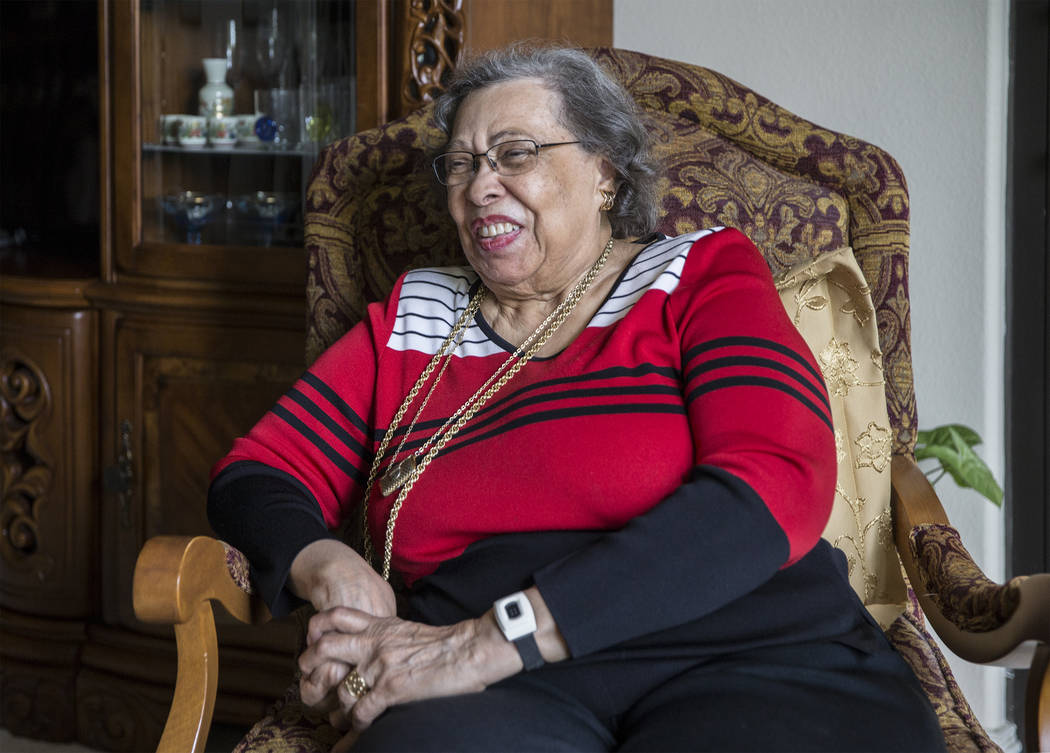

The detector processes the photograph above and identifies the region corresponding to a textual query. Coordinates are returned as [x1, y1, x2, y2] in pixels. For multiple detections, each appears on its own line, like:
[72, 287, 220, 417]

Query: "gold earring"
[599, 190, 615, 212]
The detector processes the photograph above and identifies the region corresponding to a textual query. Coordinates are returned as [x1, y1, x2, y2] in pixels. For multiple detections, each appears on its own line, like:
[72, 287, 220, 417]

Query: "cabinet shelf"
[143, 142, 316, 158]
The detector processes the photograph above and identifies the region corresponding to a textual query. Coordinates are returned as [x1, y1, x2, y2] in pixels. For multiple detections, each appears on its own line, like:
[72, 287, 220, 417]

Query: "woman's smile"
[471, 215, 524, 251]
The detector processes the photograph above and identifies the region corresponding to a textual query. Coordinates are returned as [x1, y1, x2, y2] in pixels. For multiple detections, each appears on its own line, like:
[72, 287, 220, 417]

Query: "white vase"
[199, 58, 233, 118]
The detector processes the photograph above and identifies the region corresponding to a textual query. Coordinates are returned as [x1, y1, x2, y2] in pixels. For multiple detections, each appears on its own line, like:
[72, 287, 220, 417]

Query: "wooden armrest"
[892, 455, 1050, 662]
[892, 455, 1050, 751]
[133, 535, 267, 626]
[133, 536, 271, 753]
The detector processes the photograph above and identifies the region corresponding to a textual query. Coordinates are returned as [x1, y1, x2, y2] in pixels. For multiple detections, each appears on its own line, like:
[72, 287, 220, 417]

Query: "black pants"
[353, 537, 946, 752]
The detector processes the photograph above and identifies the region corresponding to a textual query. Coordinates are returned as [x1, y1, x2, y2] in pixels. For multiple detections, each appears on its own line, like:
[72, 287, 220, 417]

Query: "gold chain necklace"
[361, 237, 615, 579]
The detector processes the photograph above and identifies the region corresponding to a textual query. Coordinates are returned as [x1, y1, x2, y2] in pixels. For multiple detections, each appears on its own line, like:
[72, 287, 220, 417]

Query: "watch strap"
[512, 632, 545, 671]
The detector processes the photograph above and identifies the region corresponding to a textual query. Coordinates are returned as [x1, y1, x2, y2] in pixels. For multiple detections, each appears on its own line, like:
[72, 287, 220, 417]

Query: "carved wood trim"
[0, 665, 78, 741]
[0, 348, 53, 565]
[400, 0, 465, 114]
[76, 668, 170, 753]
[0, 613, 86, 743]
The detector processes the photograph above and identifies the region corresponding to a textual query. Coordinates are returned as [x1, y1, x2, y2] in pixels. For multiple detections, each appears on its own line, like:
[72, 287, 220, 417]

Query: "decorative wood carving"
[0, 349, 53, 568]
[0, 611, 86, 740]
[0, 668, 77, 741]
[77, 671, 168, 753]
[401, 0, 465, 113]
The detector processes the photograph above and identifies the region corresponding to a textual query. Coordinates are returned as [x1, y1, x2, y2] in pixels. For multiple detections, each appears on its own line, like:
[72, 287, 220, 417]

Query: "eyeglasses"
[432, 139, 581, 186]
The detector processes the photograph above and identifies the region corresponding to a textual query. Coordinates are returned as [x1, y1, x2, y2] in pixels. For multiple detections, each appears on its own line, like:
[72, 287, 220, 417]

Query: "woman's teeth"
[478, 222, 519, 238]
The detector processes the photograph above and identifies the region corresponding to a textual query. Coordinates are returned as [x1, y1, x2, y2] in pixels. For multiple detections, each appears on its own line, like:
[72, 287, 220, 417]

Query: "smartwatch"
[493, 591, 545, 670]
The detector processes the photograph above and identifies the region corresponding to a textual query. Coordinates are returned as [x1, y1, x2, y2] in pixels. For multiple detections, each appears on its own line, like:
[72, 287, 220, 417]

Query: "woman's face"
[446, 78, 615, 300]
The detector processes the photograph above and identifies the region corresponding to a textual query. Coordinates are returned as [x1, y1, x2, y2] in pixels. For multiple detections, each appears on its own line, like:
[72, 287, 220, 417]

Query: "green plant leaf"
[916, 423, 982, 449]
[914, 442, 963, 473]
[915, 424, 1003, 506]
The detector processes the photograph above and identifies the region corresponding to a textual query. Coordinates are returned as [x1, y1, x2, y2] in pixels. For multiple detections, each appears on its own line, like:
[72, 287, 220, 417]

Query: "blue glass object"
[254, 116, 277, 143]
[162, 191, 221, 244]
[234, 191, 298, 246]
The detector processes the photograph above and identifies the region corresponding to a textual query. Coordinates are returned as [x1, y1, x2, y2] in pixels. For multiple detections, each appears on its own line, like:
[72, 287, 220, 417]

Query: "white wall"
[614, 0, 1013, 746]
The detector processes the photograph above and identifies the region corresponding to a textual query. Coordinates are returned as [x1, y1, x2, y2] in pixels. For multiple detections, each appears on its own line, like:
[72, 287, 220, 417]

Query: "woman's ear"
[596, 155, 618, 193]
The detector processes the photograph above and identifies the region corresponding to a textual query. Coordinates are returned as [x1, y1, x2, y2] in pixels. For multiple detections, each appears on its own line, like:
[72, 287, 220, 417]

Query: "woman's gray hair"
[432, 44, 659, 239]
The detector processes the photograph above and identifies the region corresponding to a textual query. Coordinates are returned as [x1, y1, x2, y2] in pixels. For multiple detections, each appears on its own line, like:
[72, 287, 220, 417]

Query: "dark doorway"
[0, 0, 100, 277]
[1005, 0, 1050, 737]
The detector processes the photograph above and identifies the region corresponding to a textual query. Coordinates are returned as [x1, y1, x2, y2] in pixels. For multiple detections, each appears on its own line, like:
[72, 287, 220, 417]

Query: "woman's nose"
[463, 158, 503, 204]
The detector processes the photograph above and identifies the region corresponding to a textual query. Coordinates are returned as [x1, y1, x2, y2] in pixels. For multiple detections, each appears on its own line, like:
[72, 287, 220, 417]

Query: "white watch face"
[494, 592, 537, 642]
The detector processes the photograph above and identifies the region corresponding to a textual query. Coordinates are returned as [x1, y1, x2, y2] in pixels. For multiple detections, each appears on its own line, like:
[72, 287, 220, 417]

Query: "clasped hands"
[290, 540, 520, 749]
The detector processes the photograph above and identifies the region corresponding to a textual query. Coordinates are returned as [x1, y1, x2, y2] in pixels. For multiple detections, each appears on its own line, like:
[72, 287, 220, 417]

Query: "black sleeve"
[207, 460, 337, 616]
[531, 465, 790, 657]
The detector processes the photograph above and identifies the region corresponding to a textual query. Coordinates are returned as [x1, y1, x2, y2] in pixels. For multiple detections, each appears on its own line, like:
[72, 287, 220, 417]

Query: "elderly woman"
[208, 45, 945, 752]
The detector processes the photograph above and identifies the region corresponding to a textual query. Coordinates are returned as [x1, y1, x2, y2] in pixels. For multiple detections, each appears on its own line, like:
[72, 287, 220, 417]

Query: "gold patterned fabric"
[305, 114, 461, 364]
[306, 47, 916, 456]
[589, 50, 913, 454]
[910, 523, 1025, 633]
[886, 592, 1001, 753]
[222, 541, 254, 595]
[776, 247, 905, 627]
[233, 680, 341, 753]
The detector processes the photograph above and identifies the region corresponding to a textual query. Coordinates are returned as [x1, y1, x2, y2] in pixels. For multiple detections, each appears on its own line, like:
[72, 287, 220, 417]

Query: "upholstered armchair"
[133, 49, 1050, 753]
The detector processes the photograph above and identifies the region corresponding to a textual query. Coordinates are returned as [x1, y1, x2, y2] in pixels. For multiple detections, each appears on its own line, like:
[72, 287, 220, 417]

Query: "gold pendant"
[380, 455, 416, 497]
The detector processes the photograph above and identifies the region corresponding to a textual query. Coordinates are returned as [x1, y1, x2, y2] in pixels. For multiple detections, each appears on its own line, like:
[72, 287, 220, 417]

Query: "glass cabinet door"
[137, 0, 354, 252]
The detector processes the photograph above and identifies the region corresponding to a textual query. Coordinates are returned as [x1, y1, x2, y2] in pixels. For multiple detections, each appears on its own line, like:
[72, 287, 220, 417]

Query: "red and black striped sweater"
[209, 227, 838, 656]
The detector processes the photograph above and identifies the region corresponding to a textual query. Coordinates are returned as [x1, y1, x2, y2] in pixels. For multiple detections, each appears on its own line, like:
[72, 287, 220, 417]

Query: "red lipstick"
[471, 215, 523, 252]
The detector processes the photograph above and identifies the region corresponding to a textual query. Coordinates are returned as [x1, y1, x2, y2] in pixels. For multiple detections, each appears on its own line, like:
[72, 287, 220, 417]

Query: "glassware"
[140, 0, 357, 250]
[254, 1, 289, 89]
[162, 191, 222, 244]
[221, 18, 242, 92]
[234, 191, 299, 247]
[300, 79, 353, 147]
[253, 88, 300, 148]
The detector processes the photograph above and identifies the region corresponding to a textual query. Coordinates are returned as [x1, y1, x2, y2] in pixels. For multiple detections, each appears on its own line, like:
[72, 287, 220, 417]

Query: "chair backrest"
[305, 47, 915, 454]
[303, 47, 913, 619]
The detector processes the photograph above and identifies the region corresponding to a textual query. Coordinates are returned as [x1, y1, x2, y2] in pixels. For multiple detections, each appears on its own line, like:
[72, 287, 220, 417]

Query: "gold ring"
[342, 669, 370, 698]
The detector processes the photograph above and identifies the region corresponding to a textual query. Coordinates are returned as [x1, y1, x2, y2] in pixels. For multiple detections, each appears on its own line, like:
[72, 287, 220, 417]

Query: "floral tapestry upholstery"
[305, 47, 916, 455]
[910, 523, 1025, 633]
[234, 679, 340, 753]
[222, 541, 254, 595]
[886, 590, 1000, 753]
[775, 247, 906, 628]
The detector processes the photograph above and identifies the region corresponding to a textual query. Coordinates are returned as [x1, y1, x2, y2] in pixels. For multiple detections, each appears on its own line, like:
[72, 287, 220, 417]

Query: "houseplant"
[914, 423, 1003, 506]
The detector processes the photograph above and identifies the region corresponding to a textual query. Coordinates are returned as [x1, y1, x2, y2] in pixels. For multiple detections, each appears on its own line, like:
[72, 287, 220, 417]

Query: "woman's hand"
[298, 607, 522, 735]
[288, 539, 396, 617]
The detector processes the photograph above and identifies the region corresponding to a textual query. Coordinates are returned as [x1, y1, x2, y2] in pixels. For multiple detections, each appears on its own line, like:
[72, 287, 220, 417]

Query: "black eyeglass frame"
[432, 139, 581, 186]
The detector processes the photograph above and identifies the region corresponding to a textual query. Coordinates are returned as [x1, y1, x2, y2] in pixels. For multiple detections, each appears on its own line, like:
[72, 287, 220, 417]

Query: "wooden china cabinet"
[0, 0, 610, 749]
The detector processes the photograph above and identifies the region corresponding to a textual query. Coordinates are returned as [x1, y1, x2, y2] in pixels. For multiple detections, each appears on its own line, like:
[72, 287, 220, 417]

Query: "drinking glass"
[254, 1, 289, 89]
[220, 18, 243, 91]
[162, 191, 222, 244]
[253, 88, 300, 148]
[234, 191, 299, 246]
